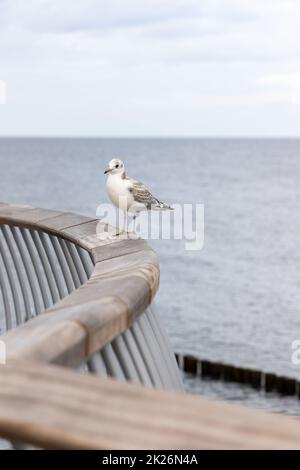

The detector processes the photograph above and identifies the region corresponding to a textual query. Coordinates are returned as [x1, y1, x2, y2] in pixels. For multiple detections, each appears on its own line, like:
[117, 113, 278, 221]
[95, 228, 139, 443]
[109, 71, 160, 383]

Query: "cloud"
[1, 0, 300, 65]
[0, 0, 300, 136]
[257, 74, 300, 87]
[1, 1, 198, 33]
[257, 74, 300, 106]
[0, 80, 6, 104]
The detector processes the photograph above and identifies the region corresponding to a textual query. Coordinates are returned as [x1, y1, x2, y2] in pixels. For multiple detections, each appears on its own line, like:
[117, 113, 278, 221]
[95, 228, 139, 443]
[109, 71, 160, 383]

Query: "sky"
[0, 0, 300, 137]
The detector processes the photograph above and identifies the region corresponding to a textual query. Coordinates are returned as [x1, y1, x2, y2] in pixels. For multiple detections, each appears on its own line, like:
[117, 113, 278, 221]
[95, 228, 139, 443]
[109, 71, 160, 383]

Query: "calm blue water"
[1, 137, 300, 413]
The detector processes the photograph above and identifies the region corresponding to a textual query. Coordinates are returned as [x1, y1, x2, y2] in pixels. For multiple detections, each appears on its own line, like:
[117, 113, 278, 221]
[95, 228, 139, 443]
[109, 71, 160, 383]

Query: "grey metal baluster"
[0, 228, 23, 325]
[76, 246, 94, 278]
[30, 230, 60, 305]
[11, 226, 42, 316]
[146, 306, 183, 390]
[67, 242, 88, 285]
[111, 335, 140, 384]
[122, 329, 153, 387]
[0, 250, 13, 330]
[101, 343, 126, 381]
[2, 226, 33, 322]
[20, 228, 52, 310]
[130, 320, 163, 388]
[145, 308, 181, 390]
[87, 352, 108, 377]
[49, 235, 75, 294]
[58, 239, 81, 288]
[39, 232, 67, 299]
[138, 313, 173, 389]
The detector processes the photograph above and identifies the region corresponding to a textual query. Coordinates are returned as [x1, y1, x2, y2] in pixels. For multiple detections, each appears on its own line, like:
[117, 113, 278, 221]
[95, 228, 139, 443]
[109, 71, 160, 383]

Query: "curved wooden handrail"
[1, 203, 300, 450]
[2, 360, 300, 450]
[0, 203, 160, 367]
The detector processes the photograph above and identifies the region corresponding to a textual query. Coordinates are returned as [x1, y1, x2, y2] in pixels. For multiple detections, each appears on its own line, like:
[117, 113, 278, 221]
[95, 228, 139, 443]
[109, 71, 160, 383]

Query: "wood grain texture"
[1, 203, 300, 450]
[1, 361, 300, 450]
[0, 204, 63, 227]
[0, 203, 160, 366]
[36, 213, 97, 232]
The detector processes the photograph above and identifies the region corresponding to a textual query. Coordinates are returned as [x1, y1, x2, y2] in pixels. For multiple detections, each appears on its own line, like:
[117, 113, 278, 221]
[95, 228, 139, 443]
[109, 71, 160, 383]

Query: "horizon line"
[0, 135, 300, 140]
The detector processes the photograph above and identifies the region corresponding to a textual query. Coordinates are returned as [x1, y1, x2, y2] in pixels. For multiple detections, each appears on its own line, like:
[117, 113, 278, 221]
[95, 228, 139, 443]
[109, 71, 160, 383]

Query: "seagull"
[104, 158, 173, 234]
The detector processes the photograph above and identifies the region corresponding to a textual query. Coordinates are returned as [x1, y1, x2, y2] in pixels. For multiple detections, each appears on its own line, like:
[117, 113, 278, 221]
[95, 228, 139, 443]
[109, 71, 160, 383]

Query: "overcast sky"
[0, 0, 300, 137]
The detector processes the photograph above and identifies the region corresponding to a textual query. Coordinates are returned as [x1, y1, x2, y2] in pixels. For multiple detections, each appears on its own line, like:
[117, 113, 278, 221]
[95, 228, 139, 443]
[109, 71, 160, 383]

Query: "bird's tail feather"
[153, 201, 174, 211]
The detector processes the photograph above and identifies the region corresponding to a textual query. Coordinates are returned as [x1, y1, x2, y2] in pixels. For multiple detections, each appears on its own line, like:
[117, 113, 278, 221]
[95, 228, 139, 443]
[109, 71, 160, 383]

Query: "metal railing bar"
[49, 235, 75, 295]
[111, 335, 140, 384]
[58, 238, 81, 289]
[20, 228, 52, 310]
[30, 230, 60, 305]
[0, 228, 23, 326]
[11, 227, 43, 317]
[39, 232, 67, 300]
[137, 314, 169, 388]
[122, 329, 153, 387]
[67, 243, 88, 285]
[87, 352, 108, 377]
[101, 343, 126, 382]
[76, 246, 94, 278]
[0, 249, 14, 330]
[130, 320, 163, 388]
[2, 226, 33, 322]
[146, 307, 183, 391]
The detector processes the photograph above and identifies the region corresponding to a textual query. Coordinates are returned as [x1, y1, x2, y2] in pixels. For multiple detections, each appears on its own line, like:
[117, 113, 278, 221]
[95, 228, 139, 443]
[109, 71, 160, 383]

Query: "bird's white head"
[104, 158, 125, 176]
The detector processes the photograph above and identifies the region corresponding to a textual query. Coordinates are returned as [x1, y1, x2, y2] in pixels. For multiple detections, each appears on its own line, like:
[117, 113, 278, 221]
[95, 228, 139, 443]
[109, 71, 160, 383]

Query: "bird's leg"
[114, 210, 127, 237]
[129, 213, 140, 239]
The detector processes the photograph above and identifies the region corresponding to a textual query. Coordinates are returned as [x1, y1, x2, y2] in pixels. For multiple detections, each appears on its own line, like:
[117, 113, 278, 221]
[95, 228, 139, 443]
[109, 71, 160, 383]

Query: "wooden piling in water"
[177, 353, 299, 398]
[183, 355, 197, 374]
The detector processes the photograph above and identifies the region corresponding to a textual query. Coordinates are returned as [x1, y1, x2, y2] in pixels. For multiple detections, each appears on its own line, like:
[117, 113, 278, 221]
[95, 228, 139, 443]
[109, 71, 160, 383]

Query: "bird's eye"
[115, 164, 119, 168]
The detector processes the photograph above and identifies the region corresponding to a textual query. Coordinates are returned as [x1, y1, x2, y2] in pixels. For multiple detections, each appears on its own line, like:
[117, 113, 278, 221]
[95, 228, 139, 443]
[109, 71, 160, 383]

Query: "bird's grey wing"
[130, 180, 158, 208]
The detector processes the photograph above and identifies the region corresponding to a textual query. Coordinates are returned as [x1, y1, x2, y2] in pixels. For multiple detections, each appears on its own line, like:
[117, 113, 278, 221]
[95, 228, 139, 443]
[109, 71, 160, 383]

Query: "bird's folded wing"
[130, 180, 158, 206]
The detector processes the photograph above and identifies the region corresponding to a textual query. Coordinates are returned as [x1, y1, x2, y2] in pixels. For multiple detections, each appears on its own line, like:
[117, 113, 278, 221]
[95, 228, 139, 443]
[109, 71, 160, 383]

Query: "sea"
[1, 137, 300, 415]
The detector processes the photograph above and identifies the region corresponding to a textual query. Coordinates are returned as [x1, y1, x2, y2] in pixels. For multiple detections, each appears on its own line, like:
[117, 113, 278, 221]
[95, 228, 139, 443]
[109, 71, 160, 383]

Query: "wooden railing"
[0, 203, 159, 367]
[2, 359, 300, 450]
[0, 203, 300, 449]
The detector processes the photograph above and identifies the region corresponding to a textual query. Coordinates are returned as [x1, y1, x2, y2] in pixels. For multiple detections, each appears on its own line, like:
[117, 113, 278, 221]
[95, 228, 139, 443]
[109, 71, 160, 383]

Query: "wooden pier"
[2, 360, 300, 450]
[0, 203, 300, 449]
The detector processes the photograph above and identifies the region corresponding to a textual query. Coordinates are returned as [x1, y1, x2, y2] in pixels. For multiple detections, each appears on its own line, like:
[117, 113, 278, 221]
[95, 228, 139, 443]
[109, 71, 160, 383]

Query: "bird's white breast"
[106, 174, 133, 210]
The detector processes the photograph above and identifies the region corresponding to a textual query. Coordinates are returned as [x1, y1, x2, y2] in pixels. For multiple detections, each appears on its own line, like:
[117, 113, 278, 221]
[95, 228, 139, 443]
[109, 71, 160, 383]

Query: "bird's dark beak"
[104, 167, 112, 174]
